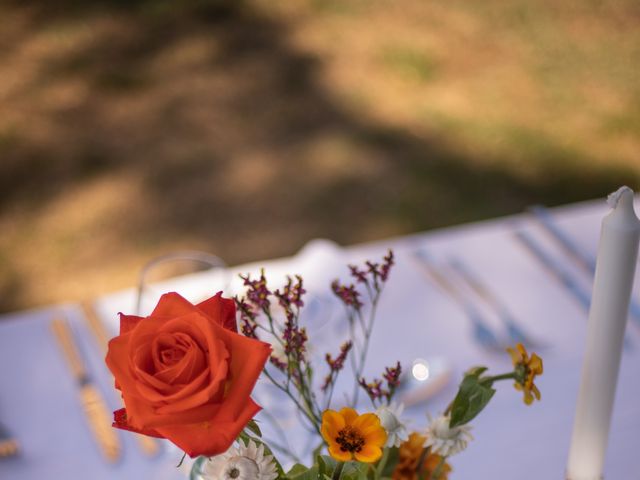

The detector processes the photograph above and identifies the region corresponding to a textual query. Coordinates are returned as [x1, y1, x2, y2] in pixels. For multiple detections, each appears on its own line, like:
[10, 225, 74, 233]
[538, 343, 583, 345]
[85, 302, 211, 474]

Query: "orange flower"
[392, 433, 452, 480]
[422, 453, 452, 480]
[394, 432, 426, 477]
[507, 342, 543, 405]
[321, 407, 387, 463]
[105, 292, 271, 457]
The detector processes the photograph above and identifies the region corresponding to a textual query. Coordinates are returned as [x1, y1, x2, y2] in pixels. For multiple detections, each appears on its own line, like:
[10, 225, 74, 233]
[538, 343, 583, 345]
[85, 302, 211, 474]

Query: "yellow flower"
[392, 433, 452, 480]
[321, 407, 387, 463]
[507, 343, 543, 405]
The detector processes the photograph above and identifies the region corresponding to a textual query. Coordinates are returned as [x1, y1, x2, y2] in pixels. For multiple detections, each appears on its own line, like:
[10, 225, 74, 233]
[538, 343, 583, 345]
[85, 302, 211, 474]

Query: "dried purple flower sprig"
[359, 361, 402, 407]
[234, 249, 398, 436]
[321, 341, 353, 408]
[234, 271, 322, 434]
[331, 249, 397, 406]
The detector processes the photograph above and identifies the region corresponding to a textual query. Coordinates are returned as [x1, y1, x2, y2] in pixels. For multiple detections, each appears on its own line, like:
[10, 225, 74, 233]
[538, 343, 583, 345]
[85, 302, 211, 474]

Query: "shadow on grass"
[0, 0, 637, 310]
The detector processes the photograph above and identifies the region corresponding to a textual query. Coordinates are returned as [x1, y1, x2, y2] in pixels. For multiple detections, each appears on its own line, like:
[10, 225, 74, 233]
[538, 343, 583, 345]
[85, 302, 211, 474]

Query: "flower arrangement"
[104, 250, 543, 480]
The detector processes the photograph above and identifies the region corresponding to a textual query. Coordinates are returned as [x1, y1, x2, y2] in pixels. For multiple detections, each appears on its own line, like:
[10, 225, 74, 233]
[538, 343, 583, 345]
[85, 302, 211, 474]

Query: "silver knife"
[413, 249, 505, 351]
[81, 301, 160, 457]
[514, 230, 634, 350]
[530, 205, 640, 328]
[51, 316, 121, 463]
[447, 256, 538, 347]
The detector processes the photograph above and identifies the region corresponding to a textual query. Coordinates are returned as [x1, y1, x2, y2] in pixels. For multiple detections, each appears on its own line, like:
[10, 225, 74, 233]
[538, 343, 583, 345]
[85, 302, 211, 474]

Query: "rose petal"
[154, 399, 261, 457]
[135, 365, 211, 404]
[129, 314, 231, 401]
[112, 408, 164, 439]
[151, 292, 200, 318]
[202, 325, 271, 422]
[119, 313, 144, 335]
[152, 334, 206, 385]
[197, 292, 238, 332]
[106, 333, 140, 394]
[155, 339, 229, 414]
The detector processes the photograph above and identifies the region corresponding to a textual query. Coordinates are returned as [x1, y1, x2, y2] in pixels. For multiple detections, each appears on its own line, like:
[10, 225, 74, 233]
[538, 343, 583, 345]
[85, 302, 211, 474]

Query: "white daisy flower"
[200, 440, 278, 480]
[424, 414, 473, 457]
[375, 402, 409, 448]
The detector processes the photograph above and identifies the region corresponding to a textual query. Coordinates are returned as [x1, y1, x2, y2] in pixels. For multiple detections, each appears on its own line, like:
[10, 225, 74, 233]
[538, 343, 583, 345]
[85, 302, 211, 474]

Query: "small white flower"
[375, 402, 409, 448]
[424, 414, 473, 457]
[200, 440, 278, 480]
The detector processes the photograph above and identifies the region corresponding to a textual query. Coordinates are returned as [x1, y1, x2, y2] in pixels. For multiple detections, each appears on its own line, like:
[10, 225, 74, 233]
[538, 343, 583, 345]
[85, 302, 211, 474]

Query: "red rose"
[105, 292, 271, 457]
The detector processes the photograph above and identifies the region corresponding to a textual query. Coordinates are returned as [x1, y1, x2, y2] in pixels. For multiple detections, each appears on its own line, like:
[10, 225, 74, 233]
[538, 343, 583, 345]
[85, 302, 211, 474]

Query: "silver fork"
[413, 249, 506, 352]
[0, 421, 19, 458]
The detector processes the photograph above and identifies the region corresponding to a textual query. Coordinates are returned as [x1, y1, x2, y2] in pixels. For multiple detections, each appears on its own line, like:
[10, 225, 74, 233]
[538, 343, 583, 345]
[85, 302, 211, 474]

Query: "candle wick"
[606, 186, 634, 209]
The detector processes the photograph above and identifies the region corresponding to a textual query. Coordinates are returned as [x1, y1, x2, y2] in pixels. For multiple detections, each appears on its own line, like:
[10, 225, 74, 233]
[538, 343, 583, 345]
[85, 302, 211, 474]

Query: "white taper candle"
[566, 186, 640, 479]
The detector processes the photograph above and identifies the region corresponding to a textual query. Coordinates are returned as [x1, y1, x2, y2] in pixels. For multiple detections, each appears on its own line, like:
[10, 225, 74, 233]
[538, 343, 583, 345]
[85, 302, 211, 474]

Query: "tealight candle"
[566, 186, 640, 480]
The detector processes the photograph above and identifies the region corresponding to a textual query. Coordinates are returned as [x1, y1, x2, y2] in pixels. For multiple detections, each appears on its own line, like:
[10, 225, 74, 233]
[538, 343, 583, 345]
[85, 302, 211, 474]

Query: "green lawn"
[0, 0, 638, 311]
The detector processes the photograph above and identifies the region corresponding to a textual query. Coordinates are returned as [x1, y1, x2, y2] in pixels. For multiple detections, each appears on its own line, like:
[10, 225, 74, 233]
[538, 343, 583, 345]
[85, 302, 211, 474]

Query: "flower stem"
[351, 294, 380, 405]
[481, 372, 517, 385]
[261, 367, 321, 434]
[333, 461, 345, 480]
[375, 447, 390, 479]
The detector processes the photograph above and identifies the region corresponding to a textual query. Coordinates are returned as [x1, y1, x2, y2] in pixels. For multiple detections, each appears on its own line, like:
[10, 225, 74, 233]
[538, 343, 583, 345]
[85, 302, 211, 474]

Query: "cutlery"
[82, 301, 160, 457]
[447, 256, 538, 348]
[529, 205, 596, 273]
[515, 230, 592, 310]
[51, 316, 121, 463]
[514, 231, 634, 349]
[530, 205, 640, 328]
[0, 421, 18, 458]
[413, 249, 506, 352]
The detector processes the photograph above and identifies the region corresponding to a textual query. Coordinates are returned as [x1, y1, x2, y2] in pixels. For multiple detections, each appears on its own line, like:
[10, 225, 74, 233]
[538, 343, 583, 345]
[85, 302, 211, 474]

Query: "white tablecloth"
[1, 197, 639, 479]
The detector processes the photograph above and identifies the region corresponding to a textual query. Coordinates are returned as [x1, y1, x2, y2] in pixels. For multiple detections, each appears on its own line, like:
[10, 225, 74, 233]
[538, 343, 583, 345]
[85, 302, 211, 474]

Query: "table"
[1, 196, 639, 479]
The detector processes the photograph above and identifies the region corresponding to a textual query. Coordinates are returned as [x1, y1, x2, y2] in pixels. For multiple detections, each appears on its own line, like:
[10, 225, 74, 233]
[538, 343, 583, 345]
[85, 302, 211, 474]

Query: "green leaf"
[287, 464, 310, 476]
[449, 373, 496, 428]
[465, 366, 488, 377]
[317, 455, 338, 477]
[342, 461, 371, 480]
[312, 442, 326, 460]
[286, 464, 319, 480]
[379, 447, 399, 478]
[246, 419, 262, 438]
[317, 457, 326, 477]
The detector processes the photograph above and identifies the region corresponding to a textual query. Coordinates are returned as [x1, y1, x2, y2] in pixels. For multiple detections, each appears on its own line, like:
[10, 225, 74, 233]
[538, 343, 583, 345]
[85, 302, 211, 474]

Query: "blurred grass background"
[0, 0, 638, 312]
